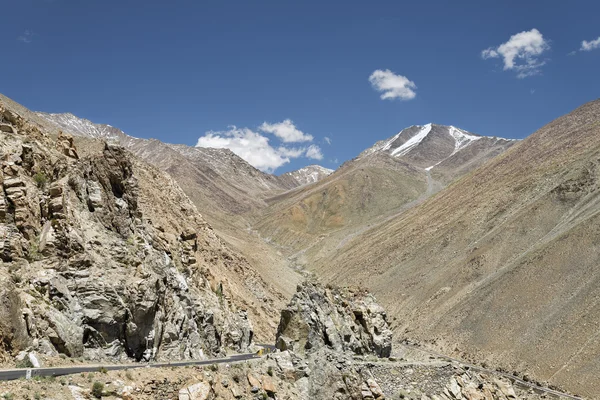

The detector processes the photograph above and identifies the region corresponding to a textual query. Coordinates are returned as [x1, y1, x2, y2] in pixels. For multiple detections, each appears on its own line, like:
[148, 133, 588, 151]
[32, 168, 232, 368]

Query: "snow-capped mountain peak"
[280, 165, 334, 187]
[360, 123, 516, 163]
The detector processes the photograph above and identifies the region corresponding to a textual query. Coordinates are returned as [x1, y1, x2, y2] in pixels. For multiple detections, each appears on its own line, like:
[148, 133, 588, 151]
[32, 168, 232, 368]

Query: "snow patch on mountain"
[36, 112, 123, 141]
[447, 126, 481, 152]
[281, 165, 334, 187]
[390, 123, 433, 157]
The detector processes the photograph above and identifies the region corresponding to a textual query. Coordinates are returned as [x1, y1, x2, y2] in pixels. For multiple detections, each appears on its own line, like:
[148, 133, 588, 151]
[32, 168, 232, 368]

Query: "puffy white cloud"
[277, 146, 306, 158]
[305, 145, 324, 160]
[196, 127, 290, 173]
[259, 119, 313, 142]
[581, 36, 600, 51]
[481, 29, 550, 78]
[369, 69, 417, 100]
[196, 121, 324, 173]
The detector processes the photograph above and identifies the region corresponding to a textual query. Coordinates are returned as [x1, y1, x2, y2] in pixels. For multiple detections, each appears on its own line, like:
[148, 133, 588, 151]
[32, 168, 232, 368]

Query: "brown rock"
[0, 123, 16, 134]
[261, 375, 277, 395]
[181, 227, 197, 241]
[247, 373, 261, 388]
[367, 378, 384, 399]
[361, 382, 374, 399]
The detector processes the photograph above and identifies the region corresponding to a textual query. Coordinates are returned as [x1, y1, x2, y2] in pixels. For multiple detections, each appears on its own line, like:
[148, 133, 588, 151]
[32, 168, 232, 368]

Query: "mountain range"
[2, 91, 599, 397]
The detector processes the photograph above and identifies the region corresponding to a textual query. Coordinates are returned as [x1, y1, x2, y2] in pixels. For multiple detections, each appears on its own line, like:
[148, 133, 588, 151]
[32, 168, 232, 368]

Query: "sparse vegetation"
[92, 381, 104, 399]
[16, 358, 34, 369]
[98, 366, 108, 374]
[125, 370, 133, 380]
[33, 171, 48, 189]
[28, 239, 42, 261]
[215, 282, 224, 299]
[209, 363, 219, 372]
[2, 393, 14, 400]
[267, 366, 274, 376]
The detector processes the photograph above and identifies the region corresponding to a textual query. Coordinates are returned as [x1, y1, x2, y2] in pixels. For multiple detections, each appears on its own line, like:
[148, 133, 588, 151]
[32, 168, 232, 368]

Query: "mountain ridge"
[313, 98, 600, 397]
[252, 122, 517, 265]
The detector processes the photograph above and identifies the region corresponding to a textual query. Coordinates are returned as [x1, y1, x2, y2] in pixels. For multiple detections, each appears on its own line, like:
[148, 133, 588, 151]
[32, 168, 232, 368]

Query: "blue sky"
[1, 1, 599, 173]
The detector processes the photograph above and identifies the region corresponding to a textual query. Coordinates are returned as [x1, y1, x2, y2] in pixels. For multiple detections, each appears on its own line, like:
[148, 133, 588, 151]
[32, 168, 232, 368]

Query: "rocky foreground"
[1, 282, 564, 399]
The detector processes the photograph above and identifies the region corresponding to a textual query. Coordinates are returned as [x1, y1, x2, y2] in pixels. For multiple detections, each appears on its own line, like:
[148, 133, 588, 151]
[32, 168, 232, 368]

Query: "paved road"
[0, 344, 276, 382]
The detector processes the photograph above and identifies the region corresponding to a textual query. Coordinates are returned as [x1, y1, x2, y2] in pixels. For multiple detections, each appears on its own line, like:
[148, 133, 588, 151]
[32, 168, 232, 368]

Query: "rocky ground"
[0, 281, 577, 399]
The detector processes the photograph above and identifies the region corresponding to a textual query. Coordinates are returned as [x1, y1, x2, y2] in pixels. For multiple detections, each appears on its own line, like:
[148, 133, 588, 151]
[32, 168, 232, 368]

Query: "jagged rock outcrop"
[276, 281, 392, 358]
[0, 101, 260, 363]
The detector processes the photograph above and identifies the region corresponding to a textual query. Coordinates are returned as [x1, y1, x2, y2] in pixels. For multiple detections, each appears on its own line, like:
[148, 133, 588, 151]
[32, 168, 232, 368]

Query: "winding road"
[0, 344, 276, 382]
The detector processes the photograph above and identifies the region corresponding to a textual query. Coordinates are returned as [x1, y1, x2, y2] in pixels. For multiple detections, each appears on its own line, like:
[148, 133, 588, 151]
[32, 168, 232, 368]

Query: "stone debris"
[276, 281, 393, 358]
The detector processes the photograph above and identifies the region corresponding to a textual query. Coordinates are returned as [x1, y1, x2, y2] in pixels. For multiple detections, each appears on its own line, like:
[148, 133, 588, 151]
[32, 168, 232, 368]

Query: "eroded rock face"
[276, 281, 392, 358]
[0, 102, 254, 363]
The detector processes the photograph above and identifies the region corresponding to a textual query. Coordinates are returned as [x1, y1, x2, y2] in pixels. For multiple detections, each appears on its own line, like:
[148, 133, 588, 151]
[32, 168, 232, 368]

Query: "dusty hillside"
[254, 154, 426, 264]
[0, 99, 286, 367]
[252, 124, 515, 268]
[33, 110, 313, 299]
[315, 99, 600, 397]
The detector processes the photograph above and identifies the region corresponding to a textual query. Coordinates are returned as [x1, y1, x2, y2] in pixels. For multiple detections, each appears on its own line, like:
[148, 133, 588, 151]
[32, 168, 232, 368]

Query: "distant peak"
[280, 164, 334, 187]
[296, 164, 334, 173]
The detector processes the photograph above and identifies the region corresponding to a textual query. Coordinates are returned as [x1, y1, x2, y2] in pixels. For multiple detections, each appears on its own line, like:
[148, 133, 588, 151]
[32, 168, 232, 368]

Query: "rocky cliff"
[276, 281, 392, 358]
[0, 100, 281, 364]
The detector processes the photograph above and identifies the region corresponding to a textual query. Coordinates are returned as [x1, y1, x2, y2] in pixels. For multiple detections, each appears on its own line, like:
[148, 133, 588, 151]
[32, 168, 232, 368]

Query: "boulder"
[178, 381, 211, 400]
[276, 281, 392, 358]
[28, 352, 41, 368]
[247, 373, 261, 388]
[0, 123, 16, 134]
[367, 378, 384, 399]
[262, 375, 277, 395]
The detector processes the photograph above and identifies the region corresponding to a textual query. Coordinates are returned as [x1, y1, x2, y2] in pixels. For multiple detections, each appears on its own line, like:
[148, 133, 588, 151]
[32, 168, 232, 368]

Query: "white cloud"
[277, 146, 306, 158]
[581, 36, 600, 51]
[324, 137, 332, 145]
[196, 127, 291, 173]
[259, 119, 312, 142]
[196, 121, 324, 173]
[369, 69, 417, 100]
[481, 29, 550, 78]
[17, 30, 33, 43]
[306, 145, 323, 160]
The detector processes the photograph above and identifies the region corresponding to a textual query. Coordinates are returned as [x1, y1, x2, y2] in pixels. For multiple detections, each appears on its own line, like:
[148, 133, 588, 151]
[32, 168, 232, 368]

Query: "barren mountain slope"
[315, 99, 600, 397]
[0, 98, 286, 367]
[253, 124, 515, 265]
[33, 110, 311, 299]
